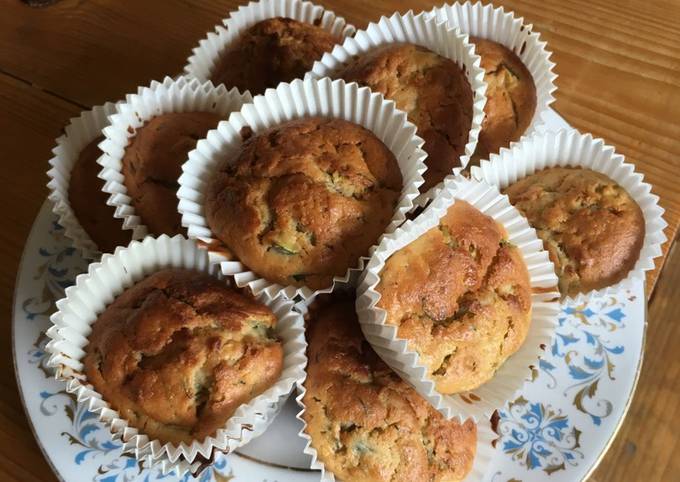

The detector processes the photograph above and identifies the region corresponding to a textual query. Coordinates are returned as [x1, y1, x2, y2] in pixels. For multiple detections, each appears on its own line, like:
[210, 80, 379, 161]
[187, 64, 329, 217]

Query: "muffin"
[122, 111, 222, 236]
[205, 116, 403, 289]
[503, 167, 645, 296]
[68, 136, 131, 253]
[210, 17, 340, 96]
[337, 43, 473, 192]
[303, 295, 477, 482]
[83, 268, 283, 445]
[472, 36, 536, 159]
[376, 200, 532, 394]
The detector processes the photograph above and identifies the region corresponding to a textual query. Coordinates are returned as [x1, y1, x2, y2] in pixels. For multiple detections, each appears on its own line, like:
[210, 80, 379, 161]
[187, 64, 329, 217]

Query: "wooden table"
[1, 0, 678, 480]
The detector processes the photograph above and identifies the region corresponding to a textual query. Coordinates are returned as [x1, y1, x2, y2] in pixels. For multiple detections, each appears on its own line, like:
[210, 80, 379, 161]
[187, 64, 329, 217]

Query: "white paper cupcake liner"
[356, 176, 560, 421]
[177, 76, 428, 300]
[47, 102, 121, 260]
[44, 235, 307, 476]
[183, 0, 355, 90]
[97, 76, 252, 240]
[309, 10, 487, 206]
[471, 128, 668, 303]
[294, 332, 496, 482]
[428, 1, 557, 140]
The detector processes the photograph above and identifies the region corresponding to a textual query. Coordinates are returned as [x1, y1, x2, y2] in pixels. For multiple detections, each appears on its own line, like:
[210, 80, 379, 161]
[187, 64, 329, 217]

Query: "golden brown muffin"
[376, 200, 532, 394]
[83, 268, 283, 445]
[122, 112, 222, 236]
[303, 296, 477, 482]
[472, 37, 536, 160]
[210, 17, 340, 96]
[68, 136, 131, 254]
[504, 167, 645, 296]
[206, 117, 402, 289]
[338, 44, 473, 192]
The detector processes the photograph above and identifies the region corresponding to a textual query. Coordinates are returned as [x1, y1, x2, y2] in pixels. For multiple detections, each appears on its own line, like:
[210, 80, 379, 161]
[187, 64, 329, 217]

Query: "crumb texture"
[68, 136, 131, 252]
[504, 167, 645, 296]
[303, 296, 477, 482]
[210, 17, 340, 96]
[206, 116, 403, 289]
[471, 37, 536, 160]
[376, 200, 532, 393]
[122, 111, 222, 237]
[338, 43, 473, 191]
[83, 268, 283, 445]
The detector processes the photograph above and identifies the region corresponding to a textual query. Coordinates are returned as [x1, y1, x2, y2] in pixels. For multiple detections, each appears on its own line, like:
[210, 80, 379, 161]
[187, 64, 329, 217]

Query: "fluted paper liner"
[44, 235, 307, 476]
[309, 10, 487, 206]
[356, 177, 560, 421]
[429, 1, 557, 140]
[47, 102, 125, 259]
[177, 77, 428, 300]
[183, 0, 355, 89]
[97, 76, 252, 239]
[293, 296, 495, 481]
[471, 129, 668, 303]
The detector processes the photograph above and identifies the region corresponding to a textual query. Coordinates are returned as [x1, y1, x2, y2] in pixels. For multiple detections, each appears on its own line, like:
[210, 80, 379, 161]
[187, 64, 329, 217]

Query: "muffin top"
[338, 43, 473, 192]
[83, 268, 283, 445]
[210, 17, 340, 96]
[504, 167, 645, 296]
[303, 295, 477, 482]
[68, 136, 131, 253]
[206, 116, 403, 290]
[376, 200, 532, 394]
[471, 37, 536, 159]
[122, 111, 222, 237]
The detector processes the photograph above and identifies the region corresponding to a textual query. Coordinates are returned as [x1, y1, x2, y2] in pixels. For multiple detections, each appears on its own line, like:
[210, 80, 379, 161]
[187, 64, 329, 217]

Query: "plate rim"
[12, 200, 68, 482]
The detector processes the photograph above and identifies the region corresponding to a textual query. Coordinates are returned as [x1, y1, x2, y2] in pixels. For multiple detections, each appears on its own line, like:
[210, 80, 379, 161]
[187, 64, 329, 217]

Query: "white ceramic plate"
[13, 110, 646, 481]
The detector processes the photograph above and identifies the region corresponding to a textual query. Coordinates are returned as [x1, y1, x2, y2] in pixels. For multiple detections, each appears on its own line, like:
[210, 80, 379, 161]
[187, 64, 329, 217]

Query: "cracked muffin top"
[205, 116, 403, 290]
[471, 37, 536, 160]
[337, 43, 473, 192]
[83, 268, 283, 445]
[504, 167, 645, 297]
[122, 111, 222, 237]
[376, 200, 532, 394]
[303, 295, 477, 482]
[210, 17, 341, 96]
[68, 136, 131, 253]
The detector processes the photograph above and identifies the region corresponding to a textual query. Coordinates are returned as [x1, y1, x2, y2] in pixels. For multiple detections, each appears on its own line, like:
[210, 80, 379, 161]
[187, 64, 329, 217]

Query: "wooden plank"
[0, 72, 80, 481]
[0, 0, 239, 106]
[0, 0, 677, 291]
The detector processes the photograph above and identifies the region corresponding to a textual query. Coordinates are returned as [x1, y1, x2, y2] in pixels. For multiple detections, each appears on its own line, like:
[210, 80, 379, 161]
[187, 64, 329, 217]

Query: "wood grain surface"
[0, 0, 678, 481]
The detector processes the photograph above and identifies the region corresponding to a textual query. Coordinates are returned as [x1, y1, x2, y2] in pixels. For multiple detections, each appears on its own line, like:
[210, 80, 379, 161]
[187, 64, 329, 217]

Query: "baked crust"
[83, 268, 283, 445]
[472, 37, 536, 160]
[504, 167, 645, 296]
[210, 17, 340, 96]
[376, 200, 532, 393]
[338, 43, 473, 191]
[121, 111, 222, 236]
[205, 117, 402, 289]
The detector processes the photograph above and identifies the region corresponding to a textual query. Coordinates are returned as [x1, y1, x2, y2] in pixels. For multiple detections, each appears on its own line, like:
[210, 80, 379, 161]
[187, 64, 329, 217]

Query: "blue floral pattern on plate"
[540, 299, 627, 426]
[498, 396, 584, 474]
